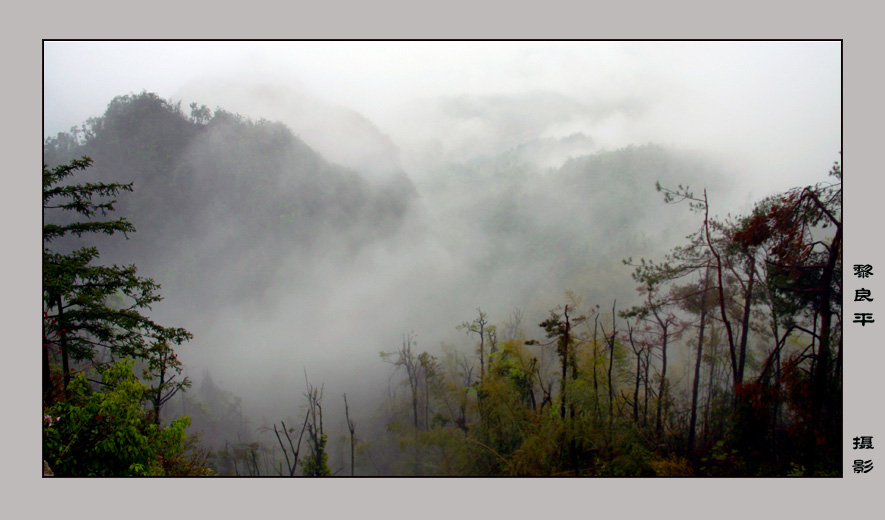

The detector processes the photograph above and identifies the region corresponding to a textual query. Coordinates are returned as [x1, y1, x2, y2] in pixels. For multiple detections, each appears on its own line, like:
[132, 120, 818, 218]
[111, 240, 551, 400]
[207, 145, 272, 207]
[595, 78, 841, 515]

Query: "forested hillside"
[43, 91, 841, 477]
[43, 92, 416, 309]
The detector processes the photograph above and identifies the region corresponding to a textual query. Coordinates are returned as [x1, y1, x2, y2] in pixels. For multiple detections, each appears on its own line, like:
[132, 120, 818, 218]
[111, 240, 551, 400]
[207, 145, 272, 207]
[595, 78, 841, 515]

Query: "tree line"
[366, 162, 841, 476]
[43, 100, 841, 475]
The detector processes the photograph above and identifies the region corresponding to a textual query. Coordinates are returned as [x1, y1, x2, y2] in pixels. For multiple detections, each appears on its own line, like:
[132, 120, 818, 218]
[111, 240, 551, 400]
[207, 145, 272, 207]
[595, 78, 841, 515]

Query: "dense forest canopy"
[43, 90, 841, 477]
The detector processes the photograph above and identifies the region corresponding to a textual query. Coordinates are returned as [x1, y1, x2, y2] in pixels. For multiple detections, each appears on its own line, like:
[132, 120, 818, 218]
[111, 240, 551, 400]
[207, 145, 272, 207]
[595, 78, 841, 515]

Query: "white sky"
[43, 41, 841, 202]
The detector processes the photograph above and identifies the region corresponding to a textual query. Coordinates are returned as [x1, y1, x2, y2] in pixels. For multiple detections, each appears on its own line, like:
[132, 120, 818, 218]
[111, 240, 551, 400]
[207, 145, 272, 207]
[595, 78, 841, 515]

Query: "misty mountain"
[40, 43, 842, 480]
[43, 90, 732, 462]
[415, 139, 730, 317]
[43, 92, 416, 309]
[42, 89, 730, 380]
[394, 90, 648, 169]
[175, 79, 404, 180]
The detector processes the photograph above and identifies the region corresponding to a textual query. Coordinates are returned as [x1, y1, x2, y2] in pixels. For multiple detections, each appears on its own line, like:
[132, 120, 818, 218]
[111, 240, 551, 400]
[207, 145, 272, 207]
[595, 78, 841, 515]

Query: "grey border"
[16, 1, 882, 517]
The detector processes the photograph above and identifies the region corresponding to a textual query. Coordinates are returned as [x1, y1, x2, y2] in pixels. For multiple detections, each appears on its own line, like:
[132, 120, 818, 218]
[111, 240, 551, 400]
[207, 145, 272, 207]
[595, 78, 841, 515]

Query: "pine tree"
[43, 157, 192, 405]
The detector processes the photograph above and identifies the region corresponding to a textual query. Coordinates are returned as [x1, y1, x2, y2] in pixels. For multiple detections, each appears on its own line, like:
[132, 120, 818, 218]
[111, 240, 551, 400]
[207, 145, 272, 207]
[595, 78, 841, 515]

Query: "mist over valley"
[42, 42, 842, 476]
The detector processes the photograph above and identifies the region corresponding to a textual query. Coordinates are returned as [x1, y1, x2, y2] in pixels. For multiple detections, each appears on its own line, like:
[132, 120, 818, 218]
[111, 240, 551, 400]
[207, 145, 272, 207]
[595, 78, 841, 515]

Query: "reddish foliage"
[733, 193, 812, 272]
[735, 382, 780, 416]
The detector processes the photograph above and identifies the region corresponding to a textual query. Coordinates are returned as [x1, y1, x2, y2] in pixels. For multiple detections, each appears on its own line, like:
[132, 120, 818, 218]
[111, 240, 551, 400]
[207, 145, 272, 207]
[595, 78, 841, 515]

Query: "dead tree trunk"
[343, 393, 356, 476]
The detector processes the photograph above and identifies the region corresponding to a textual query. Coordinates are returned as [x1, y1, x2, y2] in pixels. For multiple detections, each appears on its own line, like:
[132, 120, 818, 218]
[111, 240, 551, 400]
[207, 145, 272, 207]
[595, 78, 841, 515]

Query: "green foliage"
[605, 437, 656, 476]
[43, 359, 194, 476]
[42, 156, 206, 475]
[43, 158, 192, 399]
[301, 432, 332, 476]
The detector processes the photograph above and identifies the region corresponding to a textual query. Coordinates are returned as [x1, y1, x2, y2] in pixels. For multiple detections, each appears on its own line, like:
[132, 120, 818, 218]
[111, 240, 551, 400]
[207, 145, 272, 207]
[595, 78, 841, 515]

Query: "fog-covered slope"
[43, 91, 731, 462]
